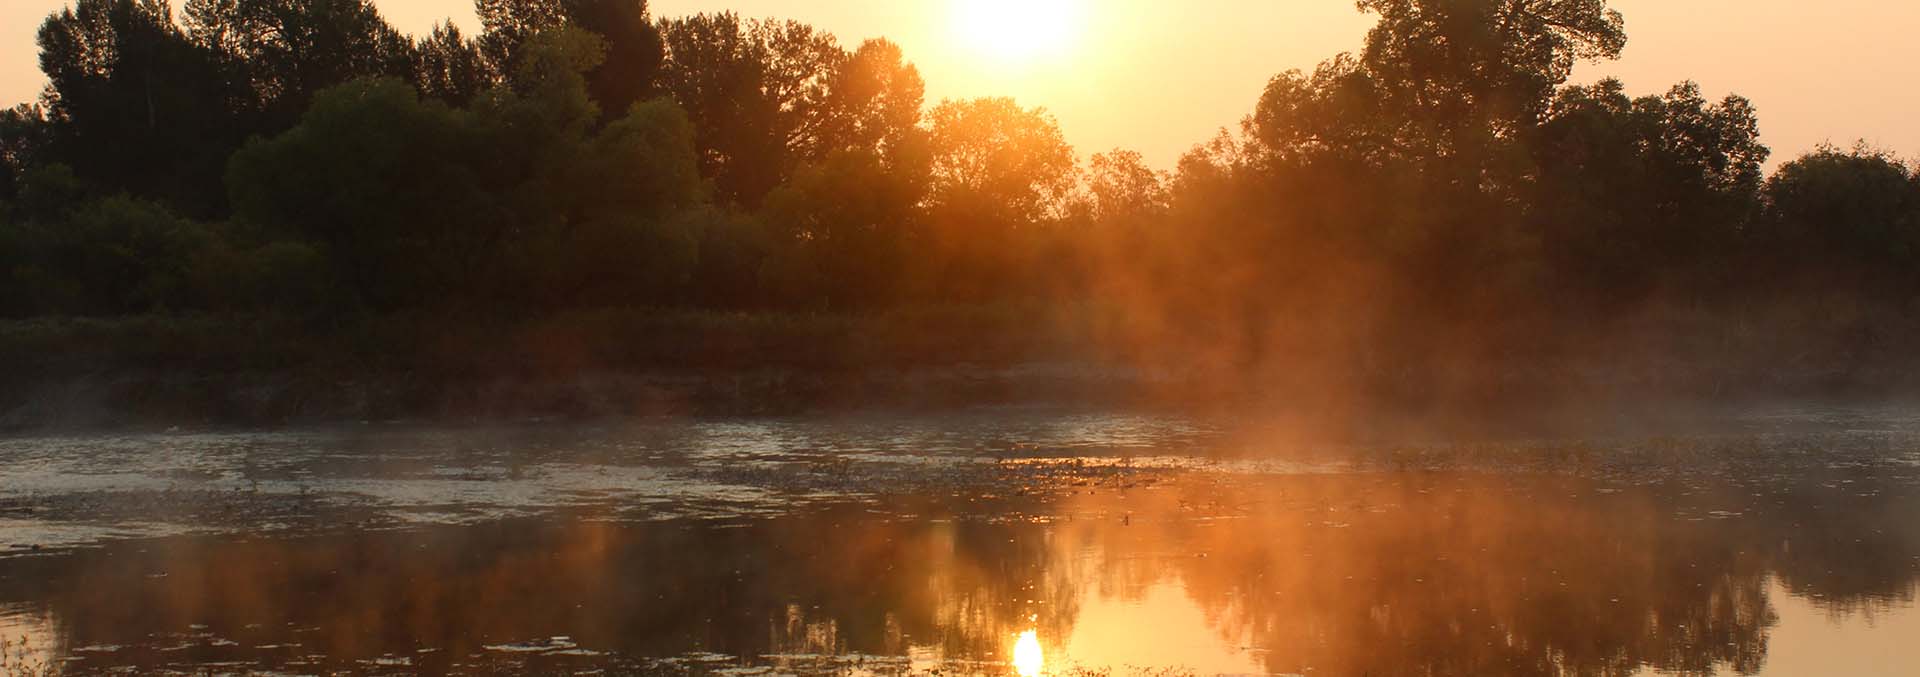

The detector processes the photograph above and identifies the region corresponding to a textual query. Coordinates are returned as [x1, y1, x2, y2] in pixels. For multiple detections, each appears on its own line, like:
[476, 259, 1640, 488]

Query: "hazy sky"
[2, 0, 1915, 169]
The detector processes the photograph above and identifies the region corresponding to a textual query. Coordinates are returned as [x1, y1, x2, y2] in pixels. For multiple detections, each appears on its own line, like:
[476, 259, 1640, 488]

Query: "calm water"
[0, 408, 1917, 675]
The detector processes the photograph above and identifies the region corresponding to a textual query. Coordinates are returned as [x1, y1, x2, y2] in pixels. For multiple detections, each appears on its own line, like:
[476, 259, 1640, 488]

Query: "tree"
[1220, 0, 1646, 331]
[226, 77, 487, 310]
[414, 22, 490, 106]
[0, 105, 52, 203]
[563, 0, 665, 117]
[1527, 79, 1767, 301]
[228, 28, 707, 313]
[37, 0, 237, 215]
[477, 0, 666, 118]
[760, 149, 924, 308]
[181, 0, 415, 128]
[1083, 149, 1168, 228]
[921, 97, 1076, 301]
[1356, 0, 1627, 162]
[1756, 146, 1920, 292]
[820, 39, 926, 166]
[926, 98, 1075, 227]
[476, 0, 568, 76]
[1, 164, 218, 316]
[657, 13, 845, 206]
[465, 27, 704, 308]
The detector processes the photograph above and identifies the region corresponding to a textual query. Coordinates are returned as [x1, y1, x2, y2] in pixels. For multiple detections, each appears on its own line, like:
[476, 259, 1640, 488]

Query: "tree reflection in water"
[1, 468, 1915, 675]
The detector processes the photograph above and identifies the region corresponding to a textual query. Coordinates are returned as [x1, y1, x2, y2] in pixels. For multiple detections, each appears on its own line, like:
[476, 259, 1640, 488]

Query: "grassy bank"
[5, 299, 1920, 431]
[0, 306, 1139, 429]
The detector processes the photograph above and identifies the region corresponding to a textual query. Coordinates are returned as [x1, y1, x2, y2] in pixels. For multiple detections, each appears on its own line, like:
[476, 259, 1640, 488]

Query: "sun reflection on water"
[1013, 629, 1044, 676]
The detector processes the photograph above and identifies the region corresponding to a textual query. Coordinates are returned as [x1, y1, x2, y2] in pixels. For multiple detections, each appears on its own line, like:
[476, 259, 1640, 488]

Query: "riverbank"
[5, 305, 1920, 431]
[0, 308, 1141, 429]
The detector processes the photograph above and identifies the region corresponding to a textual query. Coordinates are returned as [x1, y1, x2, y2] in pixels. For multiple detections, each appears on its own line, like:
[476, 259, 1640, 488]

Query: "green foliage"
[1083, 149, 1169, 228]
[921, 97, 1076, 302]
[5, 0, 1920, 397]
[1357, 0, 1626, 159]
[1527, 79, 1769, 301]
[0, 171, 216, 316]
[820, 39, 929, 166]
[0, 105, 52, 202]
[926, 98, 1076, 227]
[562, 0, 667, 118]
[188, 238, 332, 311]
[227, 28, 705, 313]
[760, 149, 923, 308]
[656, 12, 846, 206]
[37, 0, 238, 215]
[227, 77, 485, 310]
[181, 0, 415, 125]
[1757, 146, 1920, 291]
[414, 23, 491, 106]
[652, 15, 924, 209]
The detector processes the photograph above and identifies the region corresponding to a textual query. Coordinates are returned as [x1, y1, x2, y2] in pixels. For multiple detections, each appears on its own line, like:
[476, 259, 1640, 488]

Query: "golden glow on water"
[0, 605, 58, 674]
[1012, 629, 1043, 677]
[7, 457, 1920, 675]
[949, 0, 1084, 64]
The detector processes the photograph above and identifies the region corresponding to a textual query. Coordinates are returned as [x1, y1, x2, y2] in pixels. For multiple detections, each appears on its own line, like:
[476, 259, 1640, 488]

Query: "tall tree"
[1356, 0, 1627, 164]
[1083, 149, 1169, 228]
[37, 0, 236, 214]
[0, 105, 52, 203]
[1527, 79, 1768, 301]
[819, 39, 928, 174]
[921, 97, 1075, 300]
[414, 22, 491, 106]
[1756, 147, 1920, 292]
[926, 97, 1075, 227]
[656, 12, 844, 207]
[477, 0, 665, 117]
[181, 0, 414, 129]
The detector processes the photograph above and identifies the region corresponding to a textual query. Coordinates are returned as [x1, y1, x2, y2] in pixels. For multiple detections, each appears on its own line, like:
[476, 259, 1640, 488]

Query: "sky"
[2, 0, 1915, 170]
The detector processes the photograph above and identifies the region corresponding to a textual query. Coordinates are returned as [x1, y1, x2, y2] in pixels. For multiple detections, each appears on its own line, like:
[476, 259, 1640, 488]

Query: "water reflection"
[0, 413, 1917, 676]
[1012, 629, 1042, 677]
[0, 465, 1911, 676]
[0, 604, 57, 675]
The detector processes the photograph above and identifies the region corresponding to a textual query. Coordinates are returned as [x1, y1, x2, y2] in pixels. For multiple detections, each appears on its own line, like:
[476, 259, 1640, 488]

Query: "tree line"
[1, 0, 1916, 366]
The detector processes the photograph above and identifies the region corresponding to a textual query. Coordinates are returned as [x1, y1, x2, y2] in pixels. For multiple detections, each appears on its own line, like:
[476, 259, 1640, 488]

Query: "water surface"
[0, 408, 1916, 675]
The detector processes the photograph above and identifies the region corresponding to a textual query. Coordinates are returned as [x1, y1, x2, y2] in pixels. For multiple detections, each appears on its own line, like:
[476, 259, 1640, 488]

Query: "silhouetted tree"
[1756, 146, 1920, 294]
[820, 39, 927, 167]
[1083, 149, 1168, 228]
[477, 0, 665, 118]
[1527, 79, 1767, 303]
[0, 164, 219, 316]
[225, 77, 487, 310]
[181, 0, 414, 129]
[37, 0, 237, 215]
[414, 22, 490, 106]
[475, 0, 566, 76]
[760, 149, 924, 308]
[1356, 0, 1627, 169]
[927, 98, 1075, 228]
[922, 97, 1075, 300]
[656, 13, 844, 206]
[0, 105, 52, 203]
[228, 28, 702, 312]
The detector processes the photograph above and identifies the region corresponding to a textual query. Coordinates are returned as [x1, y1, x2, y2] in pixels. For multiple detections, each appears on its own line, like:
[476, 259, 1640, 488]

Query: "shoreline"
[7, 358, 1919, 434]
[6, 310, 1920, 432]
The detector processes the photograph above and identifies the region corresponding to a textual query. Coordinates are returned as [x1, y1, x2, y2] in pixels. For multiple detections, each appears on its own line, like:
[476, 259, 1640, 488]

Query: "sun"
[951, 0, 1086, 64]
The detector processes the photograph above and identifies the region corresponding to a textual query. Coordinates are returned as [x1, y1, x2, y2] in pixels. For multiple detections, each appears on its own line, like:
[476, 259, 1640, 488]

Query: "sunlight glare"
[1013, 629, 1044, 676]
[951, 0, 1085, 64]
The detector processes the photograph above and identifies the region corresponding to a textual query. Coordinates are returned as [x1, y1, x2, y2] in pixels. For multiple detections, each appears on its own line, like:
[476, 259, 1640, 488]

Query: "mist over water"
[4, 0, 1920, 674]
[0, 406, 1915, 675]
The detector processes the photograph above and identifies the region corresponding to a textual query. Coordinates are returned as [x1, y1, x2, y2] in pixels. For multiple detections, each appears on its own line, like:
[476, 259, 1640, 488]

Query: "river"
[1, 406, 1916, 675]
